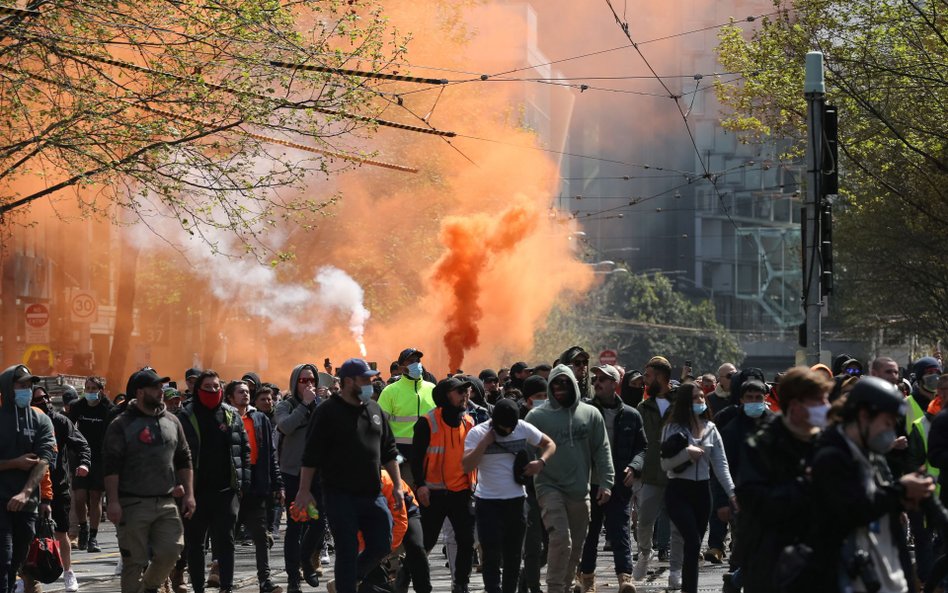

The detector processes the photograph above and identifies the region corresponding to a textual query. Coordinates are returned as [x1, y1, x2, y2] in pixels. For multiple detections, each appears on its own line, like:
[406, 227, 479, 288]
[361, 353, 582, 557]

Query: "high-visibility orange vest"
[423, 408, 475, 492]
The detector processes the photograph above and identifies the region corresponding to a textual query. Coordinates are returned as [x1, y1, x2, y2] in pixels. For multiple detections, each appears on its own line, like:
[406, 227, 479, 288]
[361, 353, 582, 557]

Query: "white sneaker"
[114, 557, 123, 576]
[320, 548, 330, 565]
[668, 570, 681, 590]
[632, 551, 651, 581]
[64, 569, 80, 592]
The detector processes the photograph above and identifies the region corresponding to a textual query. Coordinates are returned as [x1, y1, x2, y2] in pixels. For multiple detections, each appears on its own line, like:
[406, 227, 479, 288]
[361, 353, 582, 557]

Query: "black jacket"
[246, 410, 283, 498]
[178, 402, 251, 495]
[711, 408, 773, 511]
[808, 426, 915, 593]
[48, 410, 91, 497]
[588, 396, 647, 494]
[733, 415, 815, 593]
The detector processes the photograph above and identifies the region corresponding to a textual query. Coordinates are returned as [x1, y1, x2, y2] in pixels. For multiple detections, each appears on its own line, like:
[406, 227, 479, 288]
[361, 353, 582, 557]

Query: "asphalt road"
[35, 520, 730, 593]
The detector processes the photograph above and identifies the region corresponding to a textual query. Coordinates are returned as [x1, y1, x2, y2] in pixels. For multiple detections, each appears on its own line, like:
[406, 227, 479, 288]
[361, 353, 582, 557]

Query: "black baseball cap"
[13, 366, 40, 384]
[338, 358, 380, 380]
[433, 376, 472, 402]
[478, 369, 499, 382]
[185, 367, 201, 380]
[510, 362, 530, 374]
[127, 368, 171, 396]
[397, 348, 424, 364]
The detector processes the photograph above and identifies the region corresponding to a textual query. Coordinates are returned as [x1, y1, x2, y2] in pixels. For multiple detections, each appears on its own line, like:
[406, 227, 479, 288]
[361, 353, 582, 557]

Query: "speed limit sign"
[70, 290, 98, 323]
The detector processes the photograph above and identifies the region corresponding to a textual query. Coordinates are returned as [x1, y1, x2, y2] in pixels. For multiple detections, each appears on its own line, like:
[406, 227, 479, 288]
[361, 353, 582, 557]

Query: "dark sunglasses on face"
[844, 367, 862, 376]
[298, 377, 316, 384]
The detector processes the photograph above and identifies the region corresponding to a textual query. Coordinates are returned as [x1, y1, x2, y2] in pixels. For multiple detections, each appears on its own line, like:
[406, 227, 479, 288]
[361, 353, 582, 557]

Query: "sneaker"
[703, 547, 724, 564]
[657, 548, 669, 562]
[286, 578, 302, 593]
[64, 569, 79, 592]
[260, 580, 283, 593]
[114, 558, 124, 576]
[668, 570, 681, 590]
[87, 538, 101, 553]
[320, 548, 330, 565]
[632, 552, 650, 581]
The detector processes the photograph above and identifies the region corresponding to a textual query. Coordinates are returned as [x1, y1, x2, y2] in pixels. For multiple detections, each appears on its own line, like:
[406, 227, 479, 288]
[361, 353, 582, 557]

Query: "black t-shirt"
[69, 399, 113, 460]
[302, 395, 397, 496]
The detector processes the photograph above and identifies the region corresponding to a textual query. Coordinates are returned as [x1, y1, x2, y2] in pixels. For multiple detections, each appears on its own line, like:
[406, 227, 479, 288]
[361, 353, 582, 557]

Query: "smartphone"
[167, 381, 177, 389]
[685, 360, 692, 368]
[368, 362, 378, 371]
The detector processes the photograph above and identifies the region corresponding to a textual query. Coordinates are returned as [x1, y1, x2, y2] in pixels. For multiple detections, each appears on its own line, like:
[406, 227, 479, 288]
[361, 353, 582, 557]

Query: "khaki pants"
[116, 496, 184, 593]
[536, 490, 590, 593]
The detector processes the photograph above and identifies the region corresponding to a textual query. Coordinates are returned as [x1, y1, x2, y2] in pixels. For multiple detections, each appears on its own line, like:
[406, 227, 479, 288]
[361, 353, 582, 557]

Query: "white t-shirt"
[464, 421, 543, 500]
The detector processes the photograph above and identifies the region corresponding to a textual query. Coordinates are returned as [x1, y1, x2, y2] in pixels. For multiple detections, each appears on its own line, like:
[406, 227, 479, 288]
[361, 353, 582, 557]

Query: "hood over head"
[241, 372, 261, 392]
[464, 376, 486, 403]
[545, 364, 581, 410]
[289, 363, 320, 399]
[0, 365, 40, 412]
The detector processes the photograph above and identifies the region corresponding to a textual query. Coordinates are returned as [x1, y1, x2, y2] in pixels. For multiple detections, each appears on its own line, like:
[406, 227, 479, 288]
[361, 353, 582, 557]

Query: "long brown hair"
[667, 381, 710, 431]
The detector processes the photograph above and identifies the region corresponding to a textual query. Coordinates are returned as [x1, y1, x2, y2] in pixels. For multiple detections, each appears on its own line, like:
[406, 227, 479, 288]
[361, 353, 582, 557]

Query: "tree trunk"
[106, 239, 140, 396]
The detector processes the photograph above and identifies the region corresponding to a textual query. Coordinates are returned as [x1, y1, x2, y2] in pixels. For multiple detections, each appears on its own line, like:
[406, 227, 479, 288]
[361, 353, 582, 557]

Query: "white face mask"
[806, 403, 830, 429]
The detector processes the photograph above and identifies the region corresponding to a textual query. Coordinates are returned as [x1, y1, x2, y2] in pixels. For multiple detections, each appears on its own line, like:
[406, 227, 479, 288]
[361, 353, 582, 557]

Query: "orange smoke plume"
[432, 204, 540, 371]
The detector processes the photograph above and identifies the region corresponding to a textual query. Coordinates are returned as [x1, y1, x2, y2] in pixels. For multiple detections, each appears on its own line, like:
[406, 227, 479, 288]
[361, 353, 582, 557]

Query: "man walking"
[579, 364, 646, 593]
[463, 399, 556, 593]
[0, 365, 56, 593]
[525, 365, 613, 593]
[411, 377, 476, 593]
[295, 358, 403, 593]
[102, 367, 196, 593]
[378, 348, 435, 487]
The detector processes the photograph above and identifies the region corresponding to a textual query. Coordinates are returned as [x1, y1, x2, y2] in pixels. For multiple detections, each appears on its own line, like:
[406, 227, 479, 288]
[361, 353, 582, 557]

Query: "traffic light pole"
[804, 52, 825, 365]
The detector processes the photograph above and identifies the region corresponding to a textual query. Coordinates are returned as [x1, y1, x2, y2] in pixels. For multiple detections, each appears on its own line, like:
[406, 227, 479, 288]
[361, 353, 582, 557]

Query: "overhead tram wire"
[603, 0, 739, 228]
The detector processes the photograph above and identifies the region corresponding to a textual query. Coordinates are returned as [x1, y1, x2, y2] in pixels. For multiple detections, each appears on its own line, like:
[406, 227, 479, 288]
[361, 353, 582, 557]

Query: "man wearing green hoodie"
[525, 365, 613, 593]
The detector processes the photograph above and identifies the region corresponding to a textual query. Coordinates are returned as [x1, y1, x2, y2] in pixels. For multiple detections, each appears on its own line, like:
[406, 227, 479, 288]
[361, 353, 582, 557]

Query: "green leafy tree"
[534, 272, 744, 372]
[0, 0, 408, 251]
[715, 0, 948, 342]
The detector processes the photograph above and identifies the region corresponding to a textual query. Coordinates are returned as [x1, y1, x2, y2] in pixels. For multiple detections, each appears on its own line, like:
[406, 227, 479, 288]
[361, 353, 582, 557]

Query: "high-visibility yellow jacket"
[378, 375, 436, 447]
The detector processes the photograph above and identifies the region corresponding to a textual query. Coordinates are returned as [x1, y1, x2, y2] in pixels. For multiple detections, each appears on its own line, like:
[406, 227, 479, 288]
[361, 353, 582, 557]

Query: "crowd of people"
[1, 346, 947, 593]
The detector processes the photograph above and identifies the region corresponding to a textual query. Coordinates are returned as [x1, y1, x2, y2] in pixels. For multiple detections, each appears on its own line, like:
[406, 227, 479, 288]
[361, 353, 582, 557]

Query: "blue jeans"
[0, 507, 35, 593]
[282, 472, 326, 580]
[580, 485, 633, 575]
[322, 486, 392, 593]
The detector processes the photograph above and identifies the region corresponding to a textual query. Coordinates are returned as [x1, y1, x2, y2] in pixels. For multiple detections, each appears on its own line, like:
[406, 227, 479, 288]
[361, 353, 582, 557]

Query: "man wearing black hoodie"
[412, 377, 477, 593]
[179, 370, 251, 593]
[0, 365, 56, 593]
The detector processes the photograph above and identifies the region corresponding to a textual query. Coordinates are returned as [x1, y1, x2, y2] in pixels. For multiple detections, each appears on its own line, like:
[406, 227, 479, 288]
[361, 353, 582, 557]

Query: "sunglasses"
[298, 377, 317, 385]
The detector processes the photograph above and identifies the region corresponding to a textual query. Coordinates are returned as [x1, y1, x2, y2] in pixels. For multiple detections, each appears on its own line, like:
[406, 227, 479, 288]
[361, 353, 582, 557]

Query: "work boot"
[286, 575, 302, 593]
[170, 567, 187, 593]
[77, 524, 89, 550]
[703, 547, 724, 564]
[578, 572, 596, 593]
[617, 573, 636, 593]
[206, 560, 220, 588]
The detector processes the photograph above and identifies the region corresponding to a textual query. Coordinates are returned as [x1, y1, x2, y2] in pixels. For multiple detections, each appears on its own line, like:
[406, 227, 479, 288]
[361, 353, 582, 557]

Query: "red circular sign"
[599, 349, 618, 366]
[25, 303, 49, 328]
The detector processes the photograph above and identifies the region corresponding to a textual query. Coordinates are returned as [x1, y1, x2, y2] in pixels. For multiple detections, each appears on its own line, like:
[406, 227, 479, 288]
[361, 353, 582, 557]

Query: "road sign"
[599, 349, 618, 366]
[25, 303, 50, 344]
[70, 290, 98, 323]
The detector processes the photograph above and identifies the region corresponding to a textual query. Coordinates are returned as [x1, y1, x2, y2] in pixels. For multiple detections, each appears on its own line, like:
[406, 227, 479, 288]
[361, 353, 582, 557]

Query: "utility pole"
[803, 51, 825, 365]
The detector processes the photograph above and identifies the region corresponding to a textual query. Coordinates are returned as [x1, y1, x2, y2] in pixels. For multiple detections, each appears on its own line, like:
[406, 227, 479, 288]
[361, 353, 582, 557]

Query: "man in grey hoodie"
[525, 365, 613, 593]
[274, 364, 327, 593]
[0, 365, 56, 593]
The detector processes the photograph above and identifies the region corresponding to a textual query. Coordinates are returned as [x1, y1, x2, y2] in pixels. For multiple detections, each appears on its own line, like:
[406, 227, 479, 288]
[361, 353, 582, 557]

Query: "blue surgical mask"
[359, 385, 374, 403]
[407, 362, 423, 380]
[14, 389, 32, 408]
[692, 403, 708, 415]
[743, 402, 767, 418]
[84, 392, 99, 402]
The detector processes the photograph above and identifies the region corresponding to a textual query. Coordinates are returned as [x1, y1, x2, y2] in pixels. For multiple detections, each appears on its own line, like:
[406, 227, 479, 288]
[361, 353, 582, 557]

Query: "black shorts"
[52, 493, 72, 533]
[72, 465, 105, 492]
